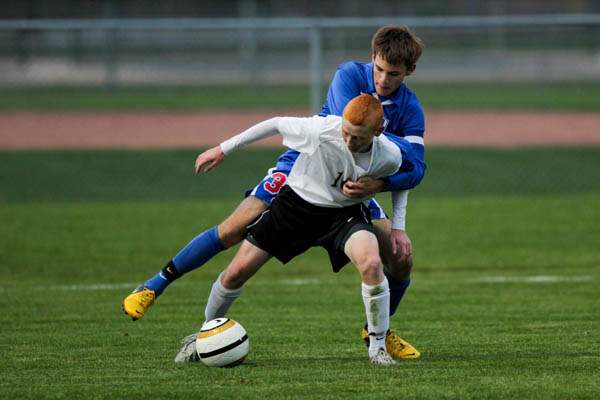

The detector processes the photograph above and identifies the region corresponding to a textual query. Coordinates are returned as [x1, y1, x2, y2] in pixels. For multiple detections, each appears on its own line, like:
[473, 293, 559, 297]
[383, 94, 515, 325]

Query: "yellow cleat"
[361, 328, 421, 359]
[122, 285, 156, 321]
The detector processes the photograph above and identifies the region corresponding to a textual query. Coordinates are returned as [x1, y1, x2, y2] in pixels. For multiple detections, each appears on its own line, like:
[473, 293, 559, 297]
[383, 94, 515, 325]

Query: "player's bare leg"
[216, 195, 268, 248]
[365, 218, 420, 359]
[344, 230, 395, 365]
[205, 240, 271, 320]
[345, 230, 385, 285]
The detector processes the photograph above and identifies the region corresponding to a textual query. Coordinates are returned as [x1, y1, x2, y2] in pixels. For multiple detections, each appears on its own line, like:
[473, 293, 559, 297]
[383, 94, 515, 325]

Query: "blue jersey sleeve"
[383, 99, 426, 191]
[381, 134, 426, 191]
[401, 99, 425, 138]
[320, 63, 364, 117]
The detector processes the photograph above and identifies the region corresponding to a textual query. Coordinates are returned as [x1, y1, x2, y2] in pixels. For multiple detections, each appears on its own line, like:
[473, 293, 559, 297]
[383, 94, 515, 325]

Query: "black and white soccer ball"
[196, 318, 249, 367]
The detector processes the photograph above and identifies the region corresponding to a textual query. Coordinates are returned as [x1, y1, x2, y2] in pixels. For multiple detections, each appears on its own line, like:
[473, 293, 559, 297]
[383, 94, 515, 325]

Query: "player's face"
[342, 119, 375, 153]
[372, 53, 412, 97]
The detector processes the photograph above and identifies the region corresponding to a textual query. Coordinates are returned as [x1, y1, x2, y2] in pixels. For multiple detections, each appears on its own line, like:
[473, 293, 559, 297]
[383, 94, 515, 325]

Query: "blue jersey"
[275, 61, 426, 191]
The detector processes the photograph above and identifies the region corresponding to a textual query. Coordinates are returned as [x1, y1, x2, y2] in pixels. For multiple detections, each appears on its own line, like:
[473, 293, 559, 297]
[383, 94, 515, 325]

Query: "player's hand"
[342, 177, 385, 198]
[195, 146, 225, 174]
[390, 229, 412, 263]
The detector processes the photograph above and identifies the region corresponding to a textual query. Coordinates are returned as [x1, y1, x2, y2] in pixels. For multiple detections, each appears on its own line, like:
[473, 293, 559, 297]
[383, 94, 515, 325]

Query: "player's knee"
[220, 268, 246, 290]
[358, 255, 384, 284]
[218, 196, 268, 248]
[217, 222, 246, 248]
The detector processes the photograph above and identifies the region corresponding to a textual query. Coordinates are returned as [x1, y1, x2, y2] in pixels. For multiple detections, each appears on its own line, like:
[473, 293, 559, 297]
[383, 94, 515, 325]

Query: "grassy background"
[2, 148, 600, 203]
[1, 148, 600, 399]
[1, 81, 599, 398]
[2, 82, 600, 111]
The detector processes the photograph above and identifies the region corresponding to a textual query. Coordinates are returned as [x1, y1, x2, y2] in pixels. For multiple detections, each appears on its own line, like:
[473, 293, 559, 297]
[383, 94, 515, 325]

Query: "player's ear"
[371, 52, 377, 63]
[406, 64, 416, 76]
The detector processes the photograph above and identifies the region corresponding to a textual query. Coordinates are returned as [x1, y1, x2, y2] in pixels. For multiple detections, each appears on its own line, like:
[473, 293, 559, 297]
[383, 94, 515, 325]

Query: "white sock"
[204, 272, 243, 321]
[361, 278, 390, 356]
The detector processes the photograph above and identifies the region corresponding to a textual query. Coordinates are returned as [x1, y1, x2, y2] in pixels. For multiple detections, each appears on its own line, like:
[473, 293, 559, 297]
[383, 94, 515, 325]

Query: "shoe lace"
[139, 291, 155, 307]
[386, 330, 406, 350]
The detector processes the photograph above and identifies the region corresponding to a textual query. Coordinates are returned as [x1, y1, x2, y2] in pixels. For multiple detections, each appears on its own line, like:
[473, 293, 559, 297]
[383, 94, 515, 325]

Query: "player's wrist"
[219, 142, 233, 156]
[380, 176, 392, 192]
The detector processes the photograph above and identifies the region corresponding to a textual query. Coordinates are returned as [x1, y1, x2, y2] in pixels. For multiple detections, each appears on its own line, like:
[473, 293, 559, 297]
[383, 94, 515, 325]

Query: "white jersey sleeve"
[220, 117, 281, 155]
[372, 135, 403, 179]
[277, 116, 327, 155]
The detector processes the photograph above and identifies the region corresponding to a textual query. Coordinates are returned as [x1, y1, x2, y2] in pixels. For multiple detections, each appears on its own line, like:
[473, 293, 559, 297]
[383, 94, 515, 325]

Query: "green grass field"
[2, 82, 600, 111]
[1, 148, 600, 399]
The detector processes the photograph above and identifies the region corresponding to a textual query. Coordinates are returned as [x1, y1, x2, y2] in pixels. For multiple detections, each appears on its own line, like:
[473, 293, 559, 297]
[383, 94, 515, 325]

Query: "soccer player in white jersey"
[123, 25, 425, 360]
[174, 94, 405, 366]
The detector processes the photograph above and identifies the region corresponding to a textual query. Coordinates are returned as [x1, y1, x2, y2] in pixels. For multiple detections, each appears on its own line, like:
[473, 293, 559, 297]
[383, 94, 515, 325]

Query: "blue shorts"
[247, 168, 388, 220]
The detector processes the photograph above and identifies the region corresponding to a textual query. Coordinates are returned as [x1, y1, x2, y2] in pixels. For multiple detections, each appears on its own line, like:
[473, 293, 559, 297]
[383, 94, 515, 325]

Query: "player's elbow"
[410, 161, 427, 188]
[392, 161, 426, 191]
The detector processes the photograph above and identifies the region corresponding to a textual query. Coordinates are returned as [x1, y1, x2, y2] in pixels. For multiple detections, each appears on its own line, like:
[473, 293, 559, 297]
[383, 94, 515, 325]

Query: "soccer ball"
[195, 318, 249, 367]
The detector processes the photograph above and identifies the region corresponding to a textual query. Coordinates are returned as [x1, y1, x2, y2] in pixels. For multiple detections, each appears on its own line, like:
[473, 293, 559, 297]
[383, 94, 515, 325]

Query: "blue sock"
[144, 261, 181, 297]
[144, 226, 225, 297]
[172, 226, 225, 274]
[387, 273, 411, 317]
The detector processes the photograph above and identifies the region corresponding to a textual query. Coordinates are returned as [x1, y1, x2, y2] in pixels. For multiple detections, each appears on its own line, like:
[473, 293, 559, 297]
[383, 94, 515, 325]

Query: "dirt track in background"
[1, 110, 599, 149]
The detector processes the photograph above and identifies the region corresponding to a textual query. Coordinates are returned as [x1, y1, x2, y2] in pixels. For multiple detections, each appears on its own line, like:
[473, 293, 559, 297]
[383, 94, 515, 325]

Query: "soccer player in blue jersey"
[123, 25, 426, 359]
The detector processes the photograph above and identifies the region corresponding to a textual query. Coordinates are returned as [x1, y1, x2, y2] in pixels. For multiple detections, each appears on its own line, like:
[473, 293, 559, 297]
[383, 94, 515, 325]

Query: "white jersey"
[220, 115, 404, 224]
[277, 115, 402, 208]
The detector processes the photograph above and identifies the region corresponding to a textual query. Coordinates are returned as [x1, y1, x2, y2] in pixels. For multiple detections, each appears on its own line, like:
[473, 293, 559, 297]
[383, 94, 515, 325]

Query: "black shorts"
[246, 185, 373, 272]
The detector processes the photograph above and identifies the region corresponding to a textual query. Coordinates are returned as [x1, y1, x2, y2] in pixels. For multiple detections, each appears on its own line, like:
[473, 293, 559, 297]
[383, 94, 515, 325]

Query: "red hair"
[342, 94, 383, 129]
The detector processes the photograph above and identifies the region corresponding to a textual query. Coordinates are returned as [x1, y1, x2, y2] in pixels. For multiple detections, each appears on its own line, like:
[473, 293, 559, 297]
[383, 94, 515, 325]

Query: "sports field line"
[472, 275, 593, 283]
[0, 278, 323, 293]
[0, 275, 594, 293]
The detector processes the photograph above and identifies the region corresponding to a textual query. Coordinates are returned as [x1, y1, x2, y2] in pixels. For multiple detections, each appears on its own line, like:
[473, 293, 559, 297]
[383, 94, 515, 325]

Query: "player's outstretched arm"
[195, 117, 283, 174]
[195, 115, 323, 175]
[195, 146, 225, 174]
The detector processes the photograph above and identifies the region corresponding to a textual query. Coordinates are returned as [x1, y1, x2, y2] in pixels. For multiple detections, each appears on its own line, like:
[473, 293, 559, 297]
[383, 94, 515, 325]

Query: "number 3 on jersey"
[263, 172, 287, 194]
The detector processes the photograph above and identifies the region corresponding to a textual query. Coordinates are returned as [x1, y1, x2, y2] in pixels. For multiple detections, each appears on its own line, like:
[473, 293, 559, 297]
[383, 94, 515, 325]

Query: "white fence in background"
[1, 14, 600, 111]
